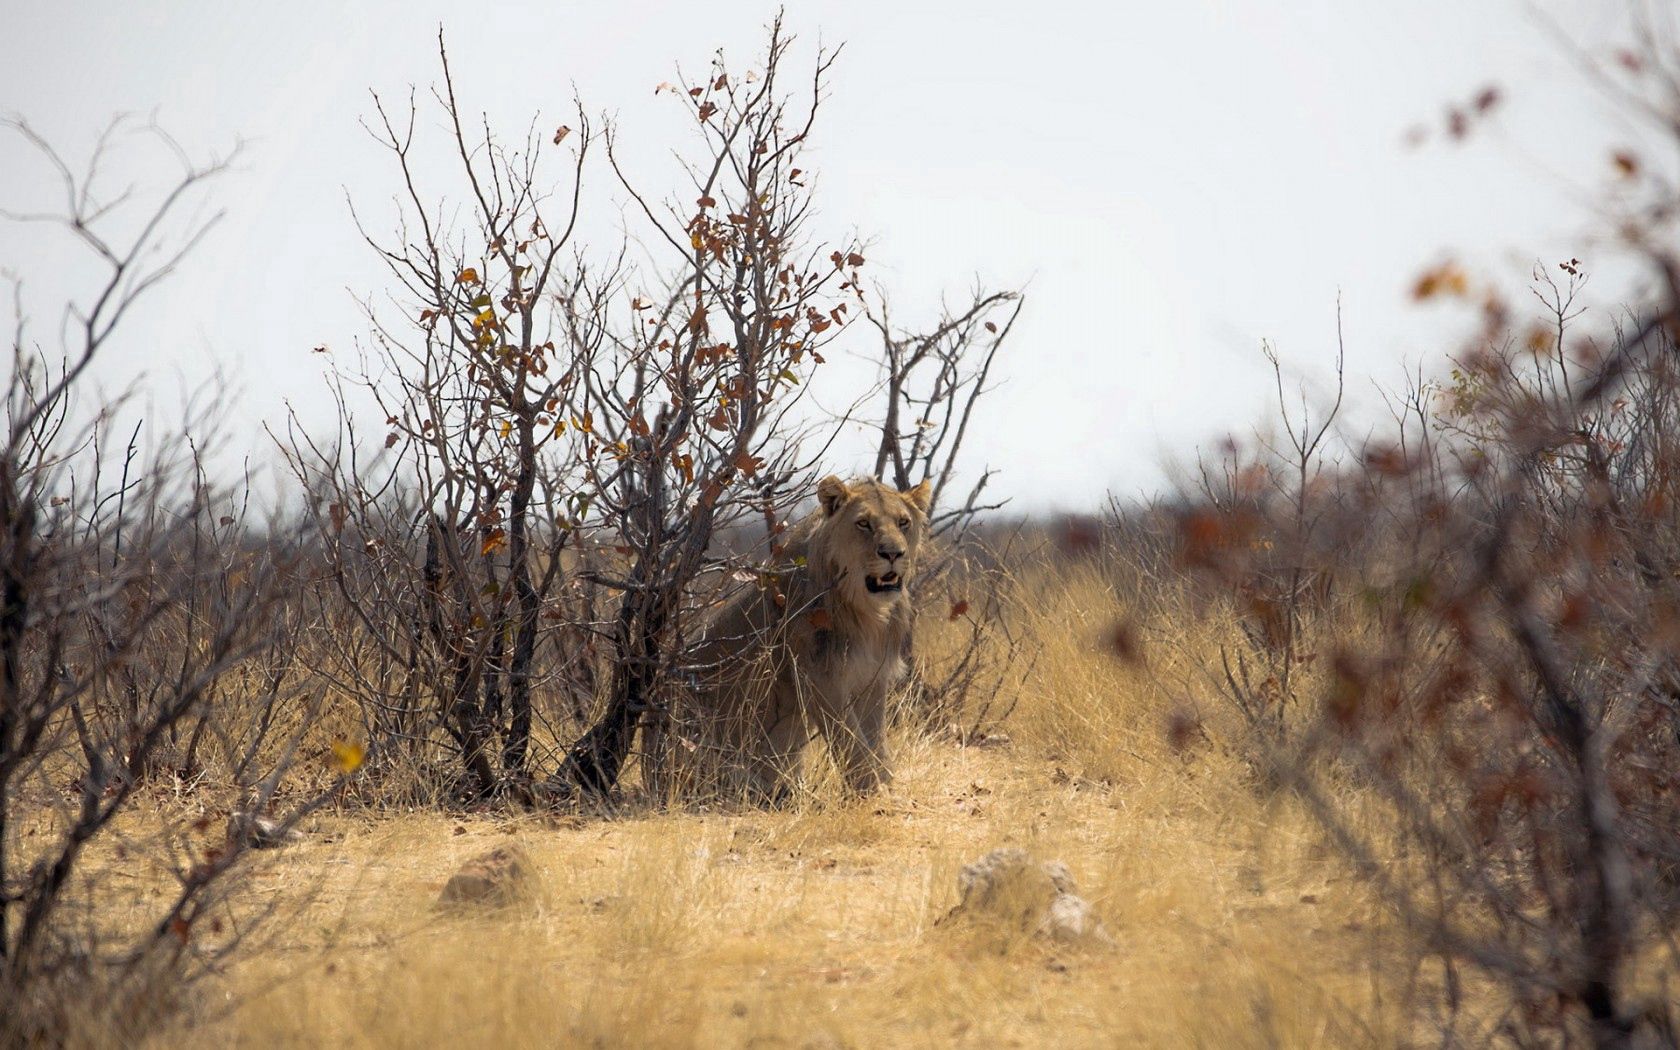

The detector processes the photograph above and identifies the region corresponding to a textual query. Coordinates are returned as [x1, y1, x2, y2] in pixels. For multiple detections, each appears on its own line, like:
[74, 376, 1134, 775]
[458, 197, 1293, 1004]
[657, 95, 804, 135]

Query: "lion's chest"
[797, 629, 906, 703]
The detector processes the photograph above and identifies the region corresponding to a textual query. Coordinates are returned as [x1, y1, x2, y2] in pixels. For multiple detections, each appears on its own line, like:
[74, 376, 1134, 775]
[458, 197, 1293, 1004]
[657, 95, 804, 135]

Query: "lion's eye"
[897, 517, 910, 529]
[855, 518, 872, 532]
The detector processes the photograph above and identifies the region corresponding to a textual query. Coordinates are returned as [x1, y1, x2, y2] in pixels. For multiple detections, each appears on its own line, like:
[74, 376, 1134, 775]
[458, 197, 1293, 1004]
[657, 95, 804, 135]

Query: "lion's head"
[811, 475, 931, 620]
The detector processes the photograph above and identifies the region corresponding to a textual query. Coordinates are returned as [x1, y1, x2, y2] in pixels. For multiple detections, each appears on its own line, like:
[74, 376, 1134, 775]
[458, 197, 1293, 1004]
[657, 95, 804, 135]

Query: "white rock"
[947, 847, 1113, 946]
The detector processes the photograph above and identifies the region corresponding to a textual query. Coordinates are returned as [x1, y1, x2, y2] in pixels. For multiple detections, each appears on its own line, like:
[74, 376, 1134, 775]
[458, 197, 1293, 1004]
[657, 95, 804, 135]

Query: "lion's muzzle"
[865, 571, 903, 594]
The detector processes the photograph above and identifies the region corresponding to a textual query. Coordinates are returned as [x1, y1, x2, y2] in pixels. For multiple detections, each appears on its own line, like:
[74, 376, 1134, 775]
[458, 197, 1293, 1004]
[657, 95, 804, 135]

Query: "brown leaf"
[949, 599, 970, 621]
[384, 432, 399, 449]
[807, 608, 832, 630]
[1613, 151, 1640, 178]
[552, 125, 571, 145]
[480, 529, 507, 557]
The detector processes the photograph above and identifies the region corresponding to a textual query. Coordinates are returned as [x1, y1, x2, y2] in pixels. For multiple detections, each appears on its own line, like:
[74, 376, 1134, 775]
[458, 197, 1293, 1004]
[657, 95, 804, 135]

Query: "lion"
[658, 475, 931, 803]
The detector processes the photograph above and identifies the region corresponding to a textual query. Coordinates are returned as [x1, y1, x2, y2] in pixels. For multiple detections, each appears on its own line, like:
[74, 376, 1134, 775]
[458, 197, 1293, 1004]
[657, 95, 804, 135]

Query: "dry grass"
[61, 554, 1409, 1047]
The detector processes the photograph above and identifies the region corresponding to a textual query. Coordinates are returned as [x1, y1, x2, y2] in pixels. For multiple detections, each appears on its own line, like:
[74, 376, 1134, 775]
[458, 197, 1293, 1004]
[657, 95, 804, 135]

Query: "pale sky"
[0, 1, 1654, 510]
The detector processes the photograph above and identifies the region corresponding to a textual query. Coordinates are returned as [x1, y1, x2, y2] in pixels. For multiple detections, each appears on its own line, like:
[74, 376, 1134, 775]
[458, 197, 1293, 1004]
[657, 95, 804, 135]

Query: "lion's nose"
[877, 545, 904, 563]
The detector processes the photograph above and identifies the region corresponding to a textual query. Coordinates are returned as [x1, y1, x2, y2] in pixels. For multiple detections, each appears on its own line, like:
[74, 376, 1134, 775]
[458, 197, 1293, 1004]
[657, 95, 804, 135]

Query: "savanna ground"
[34, 549, 1410, 1049]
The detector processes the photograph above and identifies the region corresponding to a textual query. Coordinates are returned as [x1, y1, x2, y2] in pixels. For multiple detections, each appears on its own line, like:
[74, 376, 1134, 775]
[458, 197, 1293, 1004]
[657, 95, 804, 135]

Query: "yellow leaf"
[499, 419, 512, 439]
[481, 529, 507, 556]
[457, 267, 480, 285]
[330, 740, 365, 775]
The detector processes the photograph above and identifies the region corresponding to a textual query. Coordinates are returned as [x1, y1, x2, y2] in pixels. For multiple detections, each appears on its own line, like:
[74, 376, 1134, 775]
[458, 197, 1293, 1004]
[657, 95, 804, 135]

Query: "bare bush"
[0, 121, 341, 1045]
[1154, 43, 1680, 1041]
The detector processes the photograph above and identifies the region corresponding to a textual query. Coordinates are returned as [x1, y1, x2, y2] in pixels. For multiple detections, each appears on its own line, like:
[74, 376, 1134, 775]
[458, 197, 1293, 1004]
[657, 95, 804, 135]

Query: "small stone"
[438, 843, 536, 908]
[230, 813, 303, 850]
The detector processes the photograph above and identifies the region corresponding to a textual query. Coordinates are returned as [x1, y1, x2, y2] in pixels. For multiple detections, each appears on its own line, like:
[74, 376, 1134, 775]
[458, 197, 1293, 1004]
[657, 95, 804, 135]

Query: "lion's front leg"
[741, 695, 809, 805]
[832, 684, 892, 795]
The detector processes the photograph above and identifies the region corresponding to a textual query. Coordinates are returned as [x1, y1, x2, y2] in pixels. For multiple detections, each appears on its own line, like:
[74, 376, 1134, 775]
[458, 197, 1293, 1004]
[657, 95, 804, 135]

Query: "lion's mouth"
[865, 572, 903, 594]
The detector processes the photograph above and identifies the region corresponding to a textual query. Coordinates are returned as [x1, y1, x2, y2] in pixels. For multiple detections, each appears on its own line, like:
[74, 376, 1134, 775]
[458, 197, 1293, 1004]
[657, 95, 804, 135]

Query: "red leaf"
[948, 599, 970, 620]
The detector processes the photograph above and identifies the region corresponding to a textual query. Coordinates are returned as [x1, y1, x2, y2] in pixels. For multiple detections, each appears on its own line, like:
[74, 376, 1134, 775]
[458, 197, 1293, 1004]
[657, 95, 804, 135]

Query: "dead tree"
[859, 288, 1024, 731]
[865, 288, 1022, 544]
[553, 17, 864, 797]
[284, 32, 594, 799]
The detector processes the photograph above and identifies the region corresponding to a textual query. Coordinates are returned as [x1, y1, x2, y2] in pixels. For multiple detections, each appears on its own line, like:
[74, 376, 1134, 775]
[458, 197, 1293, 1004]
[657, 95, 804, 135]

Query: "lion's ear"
[817, 475, 852, 517]
[903, 479, 932, 515]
